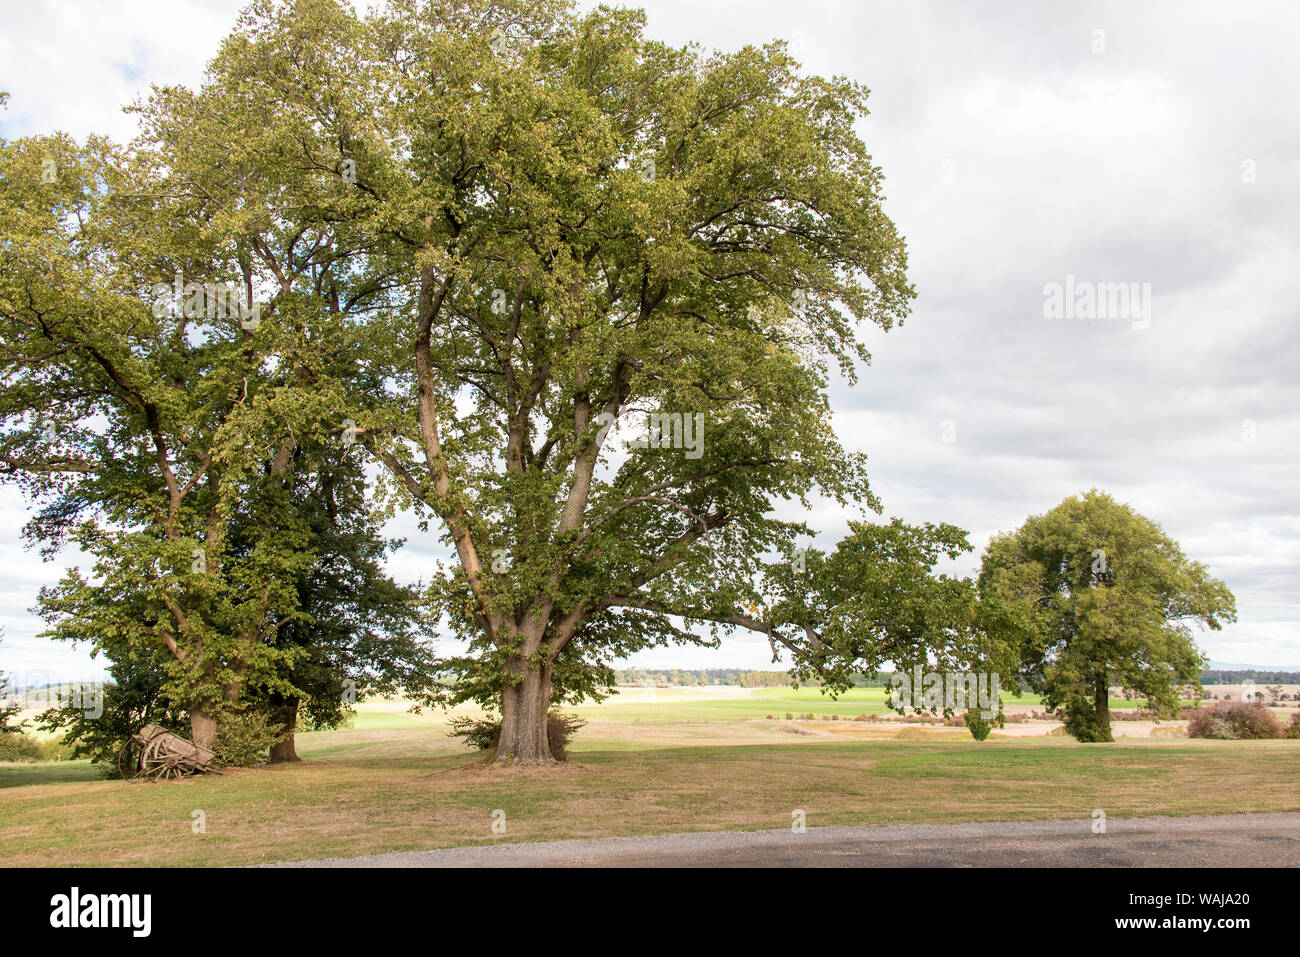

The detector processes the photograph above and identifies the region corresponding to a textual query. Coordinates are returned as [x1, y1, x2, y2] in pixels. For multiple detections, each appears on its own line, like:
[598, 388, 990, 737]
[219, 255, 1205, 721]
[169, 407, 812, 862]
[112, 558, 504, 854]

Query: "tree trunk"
[493, 662, 554, 765]
[1094, 672, 1113, 742]
[268, 696, 301, 763]
[189, 706, 217, 752]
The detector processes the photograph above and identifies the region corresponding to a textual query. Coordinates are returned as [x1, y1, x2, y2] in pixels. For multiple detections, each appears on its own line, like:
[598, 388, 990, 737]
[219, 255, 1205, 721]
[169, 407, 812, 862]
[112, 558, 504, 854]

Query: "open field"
[2, 686, 1298, 867]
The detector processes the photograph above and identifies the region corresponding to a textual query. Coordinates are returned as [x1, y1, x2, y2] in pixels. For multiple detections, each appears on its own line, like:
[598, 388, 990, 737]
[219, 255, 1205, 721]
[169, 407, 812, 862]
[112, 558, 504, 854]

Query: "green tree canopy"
[192, 0, 926, 762]
[0, 73, 436, 753]
[978, 490, 1237, 742]
[2, 1, 1025, 767]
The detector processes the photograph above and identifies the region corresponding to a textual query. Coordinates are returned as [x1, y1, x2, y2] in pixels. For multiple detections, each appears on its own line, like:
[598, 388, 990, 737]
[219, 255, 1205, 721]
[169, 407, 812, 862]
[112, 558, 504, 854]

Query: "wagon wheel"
[116, 740, 137, 780]
[139, 737, 193, 781]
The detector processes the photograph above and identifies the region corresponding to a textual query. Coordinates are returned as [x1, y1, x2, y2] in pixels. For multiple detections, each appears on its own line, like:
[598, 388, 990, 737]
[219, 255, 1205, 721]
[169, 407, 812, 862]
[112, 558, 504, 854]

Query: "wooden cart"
[125, 724, 218, 780]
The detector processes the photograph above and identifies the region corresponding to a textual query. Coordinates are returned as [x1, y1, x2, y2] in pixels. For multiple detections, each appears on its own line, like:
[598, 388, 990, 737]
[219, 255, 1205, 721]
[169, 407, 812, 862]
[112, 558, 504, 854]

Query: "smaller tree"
[0, 628, 21, 735]
[979, 490, 1236, 742]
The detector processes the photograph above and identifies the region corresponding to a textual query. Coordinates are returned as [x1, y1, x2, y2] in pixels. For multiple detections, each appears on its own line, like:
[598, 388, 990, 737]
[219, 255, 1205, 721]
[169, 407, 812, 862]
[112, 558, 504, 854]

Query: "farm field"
[2, 686, 1297, 867]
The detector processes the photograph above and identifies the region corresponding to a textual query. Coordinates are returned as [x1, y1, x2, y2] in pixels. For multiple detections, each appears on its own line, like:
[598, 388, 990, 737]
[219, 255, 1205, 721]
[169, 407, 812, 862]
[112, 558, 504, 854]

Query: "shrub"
[448, 711, 587, 761]
[213, 710, 285, 767]
[1286, 713, 1300, 740]
[964, 711, 992, 741]
[1186, 701, 1282, 740]
[785, 713, 794, 720]
[1191, 716, 1233, 739]
[853, 714, 868, 721]
[0, 729, 72, 762]
[0, 730, 44, 761]
[765, 714, 774, 720]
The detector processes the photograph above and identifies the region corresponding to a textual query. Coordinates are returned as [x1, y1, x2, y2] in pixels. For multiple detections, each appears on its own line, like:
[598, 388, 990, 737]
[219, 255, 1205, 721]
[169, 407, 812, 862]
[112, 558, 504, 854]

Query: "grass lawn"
[1, 690, 1296, 867]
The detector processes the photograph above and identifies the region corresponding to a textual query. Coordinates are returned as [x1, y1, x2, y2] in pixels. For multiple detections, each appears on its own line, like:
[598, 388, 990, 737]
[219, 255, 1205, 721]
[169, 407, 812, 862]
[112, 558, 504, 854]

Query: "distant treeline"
[615, 668, 889, 688]
[617, 668, 1299, 688]
[1201, 670, 1300, 684]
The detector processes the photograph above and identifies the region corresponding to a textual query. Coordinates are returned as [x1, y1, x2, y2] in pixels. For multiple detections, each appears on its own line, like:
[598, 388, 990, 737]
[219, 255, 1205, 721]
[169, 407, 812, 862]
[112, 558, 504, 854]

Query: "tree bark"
[493, 662, 555, 765]
[189, 706, 217, 752]
[268, 696, 301, 763]
[1094, 671, 1113, 742]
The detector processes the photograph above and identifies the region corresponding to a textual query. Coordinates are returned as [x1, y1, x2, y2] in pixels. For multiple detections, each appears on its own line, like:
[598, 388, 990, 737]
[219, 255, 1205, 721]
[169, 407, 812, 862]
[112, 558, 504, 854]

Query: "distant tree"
[979, 490, 1236, 742]
[0, 628, 20, 734]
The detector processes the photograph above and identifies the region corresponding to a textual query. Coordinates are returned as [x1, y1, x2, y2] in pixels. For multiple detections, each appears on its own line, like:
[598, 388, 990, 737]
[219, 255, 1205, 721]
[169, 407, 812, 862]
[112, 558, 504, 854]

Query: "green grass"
[0, 758, 101, 788]
[2, 732, 1297, 866]
[0, 686, 1281, 866]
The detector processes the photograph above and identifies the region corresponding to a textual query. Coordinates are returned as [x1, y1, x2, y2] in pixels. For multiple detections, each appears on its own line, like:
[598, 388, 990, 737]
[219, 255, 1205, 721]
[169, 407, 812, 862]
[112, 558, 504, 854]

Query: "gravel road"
[270, 812, 1300, 867]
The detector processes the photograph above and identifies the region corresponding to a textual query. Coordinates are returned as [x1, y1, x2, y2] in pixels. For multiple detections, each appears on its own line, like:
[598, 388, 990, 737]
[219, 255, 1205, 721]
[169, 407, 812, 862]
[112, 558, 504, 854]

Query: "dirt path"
[272, 812, 1300, 868]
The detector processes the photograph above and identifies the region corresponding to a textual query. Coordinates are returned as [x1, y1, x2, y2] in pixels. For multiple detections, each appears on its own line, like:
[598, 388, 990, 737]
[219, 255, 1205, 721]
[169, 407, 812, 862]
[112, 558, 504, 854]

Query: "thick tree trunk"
[189, 707, 217, 752]
[493, 663, 554, 765]
[1094, 672, 1113, 742]
[268, 696, 301, 763]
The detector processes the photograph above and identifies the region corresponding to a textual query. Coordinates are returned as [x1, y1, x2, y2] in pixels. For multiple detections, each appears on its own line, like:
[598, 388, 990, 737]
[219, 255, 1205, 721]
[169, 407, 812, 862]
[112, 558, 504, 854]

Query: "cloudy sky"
[2, 0, 1297, 680]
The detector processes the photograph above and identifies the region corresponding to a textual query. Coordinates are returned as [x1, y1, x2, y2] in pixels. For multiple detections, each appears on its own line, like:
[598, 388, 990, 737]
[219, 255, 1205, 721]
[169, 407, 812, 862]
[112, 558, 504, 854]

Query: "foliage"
[964, 710, 992, 741]
[0, 731, 52, 761]
[0, 89, 441, 747]
[0, 629, 19, 735]
[36, 648, 187, 777]
[1186, 702, 1282, 740]
[978, 490, 1236, 743]
[158, 0, 930, 762]
[213, 709, 285, 767]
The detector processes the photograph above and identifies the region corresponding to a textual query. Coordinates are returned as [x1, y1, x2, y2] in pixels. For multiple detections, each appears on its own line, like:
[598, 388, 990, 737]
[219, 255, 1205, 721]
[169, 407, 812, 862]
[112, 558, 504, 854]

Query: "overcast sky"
[2, 0, 1297, 680]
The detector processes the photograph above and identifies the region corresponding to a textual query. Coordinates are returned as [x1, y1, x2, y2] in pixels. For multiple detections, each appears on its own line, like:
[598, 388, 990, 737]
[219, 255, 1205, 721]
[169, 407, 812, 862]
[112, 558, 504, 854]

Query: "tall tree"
[0, 75, 425, 750]
[978, 490, 1237, 742]
[190, 0, 936, 763]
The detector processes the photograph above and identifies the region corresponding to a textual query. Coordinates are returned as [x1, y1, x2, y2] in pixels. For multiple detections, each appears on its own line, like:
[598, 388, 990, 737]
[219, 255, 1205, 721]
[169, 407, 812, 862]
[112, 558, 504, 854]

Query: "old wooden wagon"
[124, 724, 218, 780]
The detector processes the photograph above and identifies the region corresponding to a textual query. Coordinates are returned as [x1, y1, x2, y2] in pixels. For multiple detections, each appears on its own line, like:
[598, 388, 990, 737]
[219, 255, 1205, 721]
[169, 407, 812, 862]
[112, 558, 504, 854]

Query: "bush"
[1192, 716, 1234, 739]
[213, 710, 284, 767]
[0, 730, 44, 761]
[1186, 701, 1282, 740]
[1286, 713, 1300, 740]
[964, 711, 993, 741]
[448, 711, 587, 761]
[785, 713, 794, 720]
